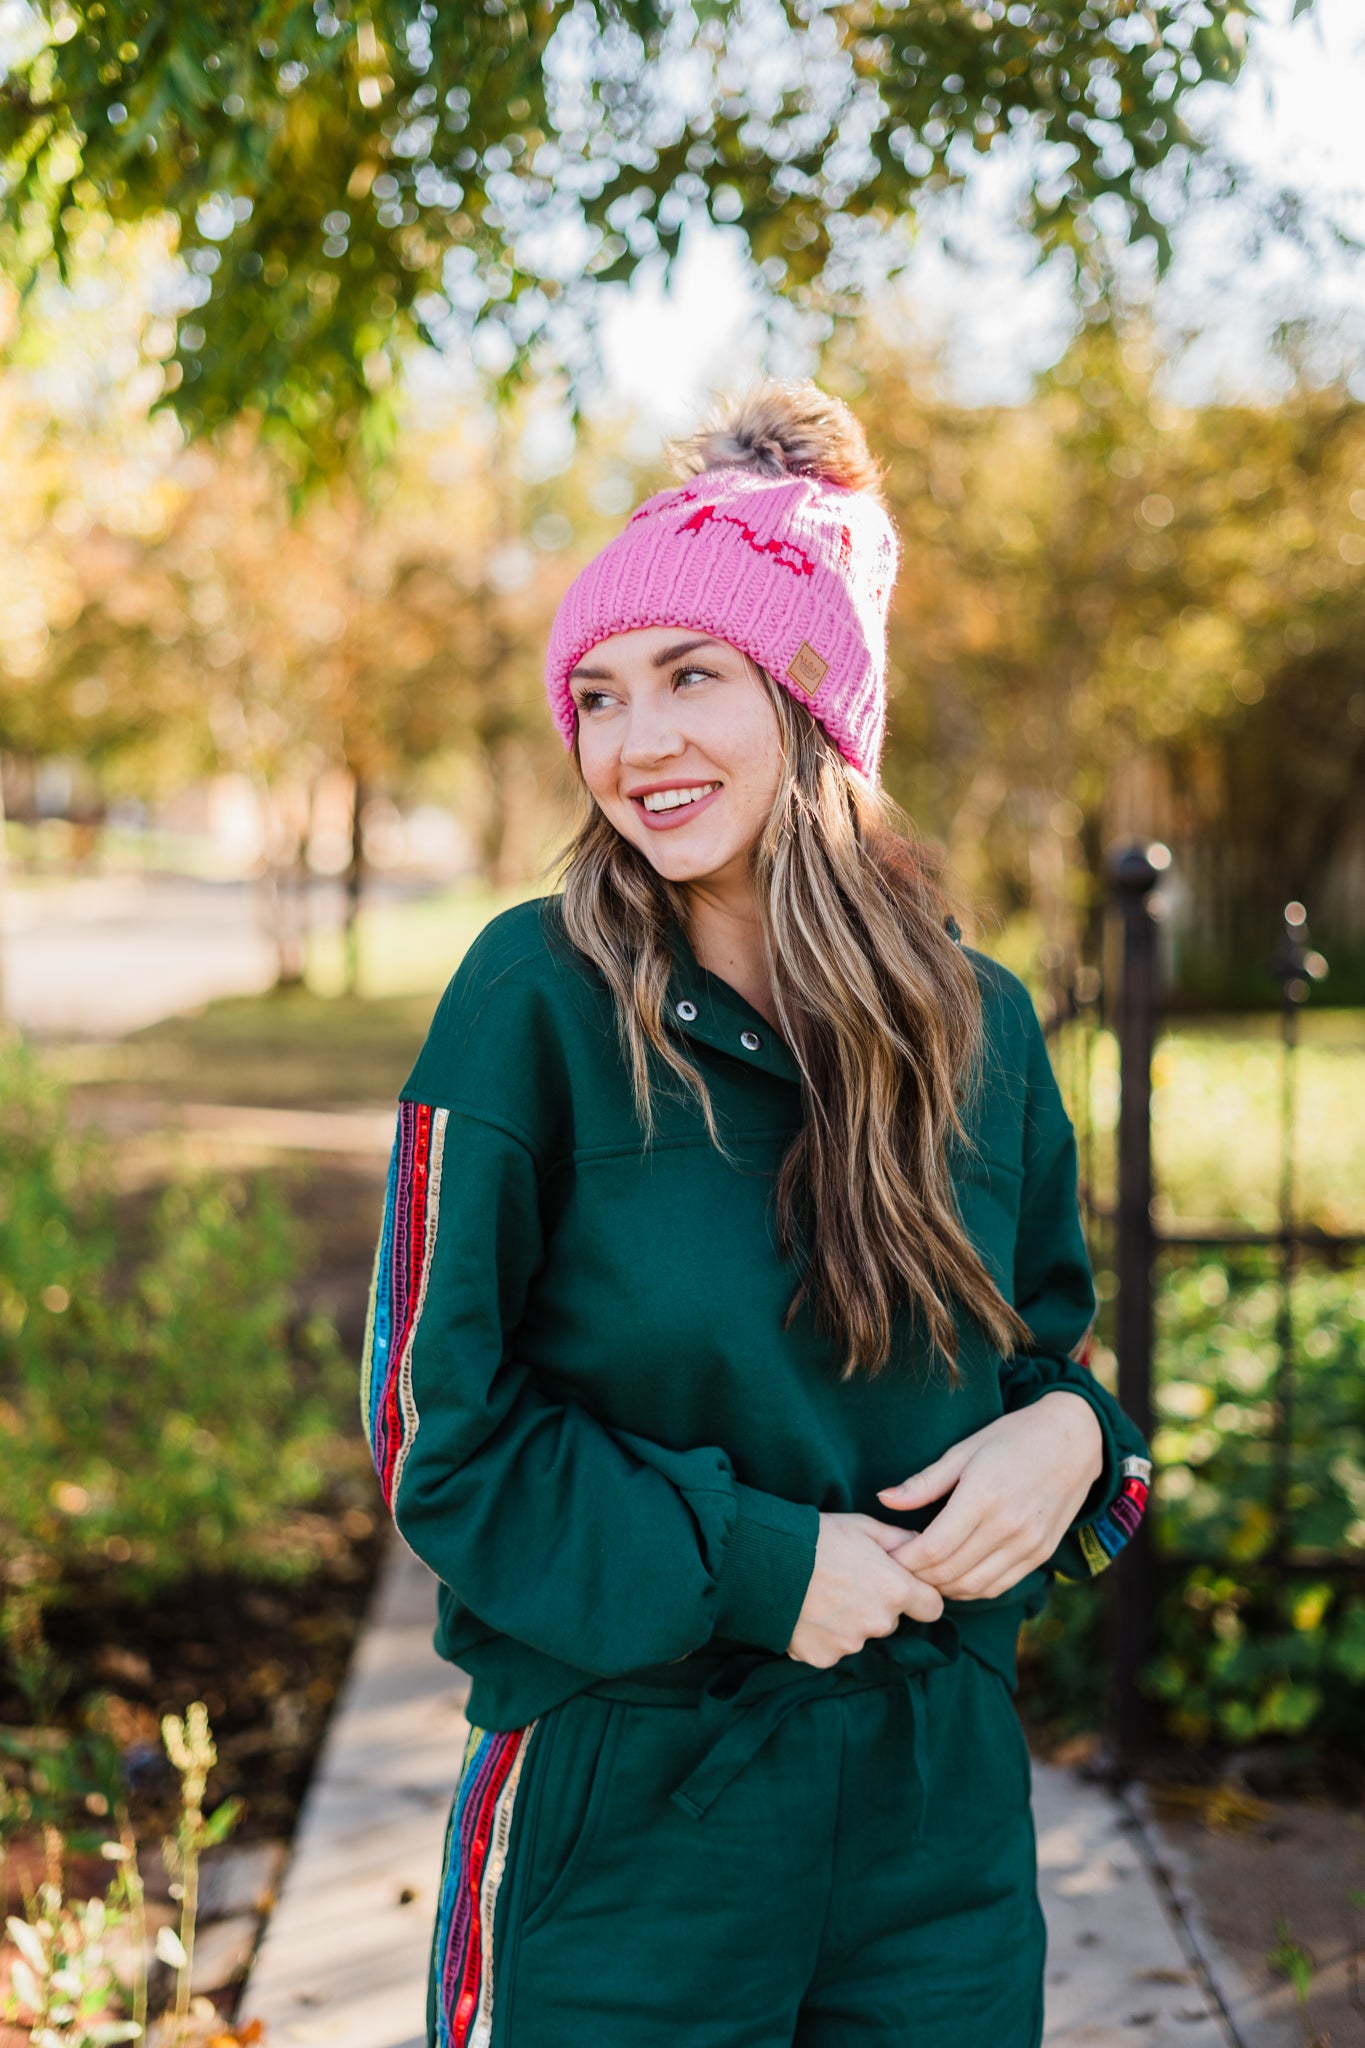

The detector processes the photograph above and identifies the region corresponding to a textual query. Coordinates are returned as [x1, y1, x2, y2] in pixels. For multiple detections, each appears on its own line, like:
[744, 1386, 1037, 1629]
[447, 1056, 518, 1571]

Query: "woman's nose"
[620, 709, 685, 765]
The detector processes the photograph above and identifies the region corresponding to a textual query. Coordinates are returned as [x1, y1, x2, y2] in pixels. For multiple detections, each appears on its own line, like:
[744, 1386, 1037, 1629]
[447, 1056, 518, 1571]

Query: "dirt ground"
[1131, 1777, 1365, 2048]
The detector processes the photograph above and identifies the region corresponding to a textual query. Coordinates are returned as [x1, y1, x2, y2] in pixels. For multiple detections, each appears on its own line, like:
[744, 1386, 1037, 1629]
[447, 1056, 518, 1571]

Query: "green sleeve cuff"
[712, 1483, 820, 1653]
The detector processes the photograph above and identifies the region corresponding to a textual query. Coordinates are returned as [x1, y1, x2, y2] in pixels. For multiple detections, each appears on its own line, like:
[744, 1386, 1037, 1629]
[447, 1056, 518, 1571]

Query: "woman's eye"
[575, 689, 608, 713]
[674, 666, 715, 688]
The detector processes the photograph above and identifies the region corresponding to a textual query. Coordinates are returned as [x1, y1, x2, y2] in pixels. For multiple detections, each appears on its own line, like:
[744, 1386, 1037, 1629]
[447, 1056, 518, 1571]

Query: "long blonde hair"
[550, 383, 1030, 1382]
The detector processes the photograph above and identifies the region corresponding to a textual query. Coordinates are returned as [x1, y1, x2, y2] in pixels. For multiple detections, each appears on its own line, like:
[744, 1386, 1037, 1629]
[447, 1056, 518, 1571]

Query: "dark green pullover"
[360, 895, 1151, 1733]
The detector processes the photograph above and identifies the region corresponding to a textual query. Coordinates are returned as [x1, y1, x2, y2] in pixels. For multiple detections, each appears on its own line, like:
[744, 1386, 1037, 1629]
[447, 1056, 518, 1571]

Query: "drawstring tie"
[667, 1628, 960, 1830]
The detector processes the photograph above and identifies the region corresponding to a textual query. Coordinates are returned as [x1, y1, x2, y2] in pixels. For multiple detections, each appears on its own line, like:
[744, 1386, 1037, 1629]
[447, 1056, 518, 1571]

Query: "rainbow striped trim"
[433, 1723, 538, 2048]
[1073, 1453, 1152, 1577]
[361, 1100, 448, 1511]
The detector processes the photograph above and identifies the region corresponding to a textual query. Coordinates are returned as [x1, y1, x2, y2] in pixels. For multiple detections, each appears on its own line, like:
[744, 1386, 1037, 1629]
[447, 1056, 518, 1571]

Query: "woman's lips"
[631, 784, 723, 831]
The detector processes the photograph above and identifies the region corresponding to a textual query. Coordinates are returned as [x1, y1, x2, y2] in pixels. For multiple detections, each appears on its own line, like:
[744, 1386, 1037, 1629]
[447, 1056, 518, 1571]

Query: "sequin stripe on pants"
[430, 1723, 537, 2048]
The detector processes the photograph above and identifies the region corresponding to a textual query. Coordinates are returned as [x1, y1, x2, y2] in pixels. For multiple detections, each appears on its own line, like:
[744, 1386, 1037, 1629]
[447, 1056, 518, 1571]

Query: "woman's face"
[569, 626, 785, 896]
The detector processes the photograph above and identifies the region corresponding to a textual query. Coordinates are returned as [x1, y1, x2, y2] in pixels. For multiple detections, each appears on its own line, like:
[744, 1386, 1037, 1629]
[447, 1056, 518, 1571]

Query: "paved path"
[241, 1542, 1240, 2048]
[239, 1543, 465, 2048]
[1035, 1774, 1231, 2045]
[2, 874, 280, 1036]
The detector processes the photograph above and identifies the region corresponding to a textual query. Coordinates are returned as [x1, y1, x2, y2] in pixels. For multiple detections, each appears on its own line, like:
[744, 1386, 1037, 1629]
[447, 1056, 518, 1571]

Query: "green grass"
[50, 881, 546, 1109]
[55, 988, 436, 1109]
[304, 877, 550, 1001]
[1057, 1008, 1365, 1237]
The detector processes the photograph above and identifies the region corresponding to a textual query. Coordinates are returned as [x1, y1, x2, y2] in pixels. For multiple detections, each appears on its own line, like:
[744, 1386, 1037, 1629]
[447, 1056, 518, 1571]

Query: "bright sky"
[594, 0, 1365, 428]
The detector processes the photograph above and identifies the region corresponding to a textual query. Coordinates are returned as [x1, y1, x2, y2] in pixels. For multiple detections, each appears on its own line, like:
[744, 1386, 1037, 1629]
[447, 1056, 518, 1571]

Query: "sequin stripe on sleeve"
[1072, 1454, 1152, 1577]
[358, 1120, 401, 1470]
[432, 1723, 538, 2048]
[359, 1100, 448, 1510]
[361, 1101, 424, 1494]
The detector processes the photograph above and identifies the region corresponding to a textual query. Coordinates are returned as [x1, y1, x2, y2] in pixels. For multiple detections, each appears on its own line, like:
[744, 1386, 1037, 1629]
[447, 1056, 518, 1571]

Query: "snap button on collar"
[739, 1029, 762, 1051]
[675, 999, 699, 1022]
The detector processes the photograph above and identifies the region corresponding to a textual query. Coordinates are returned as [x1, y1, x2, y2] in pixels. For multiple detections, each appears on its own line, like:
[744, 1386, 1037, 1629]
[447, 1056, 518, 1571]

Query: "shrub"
[1150, 1252, 1365, 1564]
[1138, 1250, 1365, 1748]
[0, 1039, 367, 1611]
[1020, 1248, 1365, 1753]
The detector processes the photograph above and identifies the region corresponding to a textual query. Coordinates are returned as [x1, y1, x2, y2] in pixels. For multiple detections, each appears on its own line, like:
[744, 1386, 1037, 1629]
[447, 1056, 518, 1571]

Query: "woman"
[362, 382, 1151, 2048]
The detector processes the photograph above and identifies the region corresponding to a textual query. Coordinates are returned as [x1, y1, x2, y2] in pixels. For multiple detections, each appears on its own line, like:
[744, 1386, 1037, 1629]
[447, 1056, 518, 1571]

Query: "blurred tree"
[8, 205, 1358, 998]
[0, 0, 1269, 481]
[847, 321, 1365, 985]
[24, 436, 512, 984]
[11, 370, 640, 982]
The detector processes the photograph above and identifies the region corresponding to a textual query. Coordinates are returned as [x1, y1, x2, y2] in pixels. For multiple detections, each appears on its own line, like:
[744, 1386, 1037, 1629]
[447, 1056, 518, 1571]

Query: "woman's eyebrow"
[651, 636, 723, 667]
[568, 635, 724, 684]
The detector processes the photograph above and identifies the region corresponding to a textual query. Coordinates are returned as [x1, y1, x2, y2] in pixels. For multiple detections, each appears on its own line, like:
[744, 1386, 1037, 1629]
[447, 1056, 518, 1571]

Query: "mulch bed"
[2, 1523, 385, 1859]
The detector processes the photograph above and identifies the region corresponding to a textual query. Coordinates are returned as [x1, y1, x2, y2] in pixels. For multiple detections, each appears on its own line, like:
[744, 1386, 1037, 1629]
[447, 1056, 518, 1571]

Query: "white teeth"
[640, 783, 720, 813]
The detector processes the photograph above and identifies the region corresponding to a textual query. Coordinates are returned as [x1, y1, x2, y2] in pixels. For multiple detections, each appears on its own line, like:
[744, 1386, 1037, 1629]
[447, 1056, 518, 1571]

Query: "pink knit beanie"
[544, 383, 899, 783]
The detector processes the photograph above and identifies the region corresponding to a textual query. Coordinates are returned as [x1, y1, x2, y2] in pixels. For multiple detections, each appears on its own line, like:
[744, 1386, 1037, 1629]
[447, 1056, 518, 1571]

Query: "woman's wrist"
[1028, 1388, 1106, 1494]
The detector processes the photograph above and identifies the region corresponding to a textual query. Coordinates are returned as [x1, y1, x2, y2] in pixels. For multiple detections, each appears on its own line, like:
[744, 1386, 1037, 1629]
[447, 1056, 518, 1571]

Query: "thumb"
[878, 1443, 970, 1510]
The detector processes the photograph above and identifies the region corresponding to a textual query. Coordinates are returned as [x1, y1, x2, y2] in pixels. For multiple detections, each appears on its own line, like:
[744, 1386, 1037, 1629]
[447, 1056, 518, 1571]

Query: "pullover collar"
[662, 914, 804, 1087]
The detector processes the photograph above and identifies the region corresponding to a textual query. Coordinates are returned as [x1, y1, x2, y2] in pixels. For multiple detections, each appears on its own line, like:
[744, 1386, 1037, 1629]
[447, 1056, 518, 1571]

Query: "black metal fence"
[1044, 844, 1365, 1761]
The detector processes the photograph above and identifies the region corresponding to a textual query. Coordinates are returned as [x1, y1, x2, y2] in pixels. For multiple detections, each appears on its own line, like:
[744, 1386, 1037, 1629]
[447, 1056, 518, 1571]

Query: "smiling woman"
[568, 627, 784, 912]
[360, 379, 1151, 2048]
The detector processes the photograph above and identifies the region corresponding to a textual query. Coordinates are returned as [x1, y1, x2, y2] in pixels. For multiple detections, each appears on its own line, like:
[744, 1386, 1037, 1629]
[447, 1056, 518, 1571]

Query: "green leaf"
[0, 0, 1301, 481]
[1267, 1927, 1314, 2002]
[198, 1795, 244, 1848]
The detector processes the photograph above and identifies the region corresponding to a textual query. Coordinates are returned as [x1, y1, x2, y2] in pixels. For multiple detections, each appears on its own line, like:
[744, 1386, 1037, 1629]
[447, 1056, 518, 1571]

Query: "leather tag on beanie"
[786, 642, 829, 696]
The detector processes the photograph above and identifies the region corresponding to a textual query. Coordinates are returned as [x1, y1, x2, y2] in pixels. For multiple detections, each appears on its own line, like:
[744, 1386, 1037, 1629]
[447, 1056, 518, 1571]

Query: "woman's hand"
[786, 1513, 945, 1668]
[875, 1391, 1105, 1601]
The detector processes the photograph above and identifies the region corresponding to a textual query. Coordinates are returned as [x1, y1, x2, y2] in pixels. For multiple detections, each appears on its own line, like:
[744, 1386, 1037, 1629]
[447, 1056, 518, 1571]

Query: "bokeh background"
[1, 0, 1364, 2032]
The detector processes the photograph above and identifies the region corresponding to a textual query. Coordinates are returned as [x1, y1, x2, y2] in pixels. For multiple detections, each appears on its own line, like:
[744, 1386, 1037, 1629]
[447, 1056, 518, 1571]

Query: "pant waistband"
[588, 1622, 962, 1825]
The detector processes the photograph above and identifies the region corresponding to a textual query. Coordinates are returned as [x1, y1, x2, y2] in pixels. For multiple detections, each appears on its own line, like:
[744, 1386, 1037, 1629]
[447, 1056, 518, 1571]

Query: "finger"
[857, 1516, 928, 1554]
[891, 1569, 945, 1623]
[892, 1500, 1003, 1586]
[933, 1551, 1014, 1600]
[940, 1524, 1049, 1598]
[920, 1496, 1061, 1588]
[877, 1442, 972, 1509]
[888, 1476, 988, 1566]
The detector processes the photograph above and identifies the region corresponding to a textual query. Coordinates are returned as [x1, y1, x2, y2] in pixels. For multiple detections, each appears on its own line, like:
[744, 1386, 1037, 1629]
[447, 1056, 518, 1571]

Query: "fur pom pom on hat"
[544, 381, 900, 782]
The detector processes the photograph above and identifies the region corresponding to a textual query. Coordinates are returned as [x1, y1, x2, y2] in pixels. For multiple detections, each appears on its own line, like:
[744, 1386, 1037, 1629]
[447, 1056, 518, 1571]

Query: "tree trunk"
[259, 777, 308, 990]
[344, 770, 368, 997]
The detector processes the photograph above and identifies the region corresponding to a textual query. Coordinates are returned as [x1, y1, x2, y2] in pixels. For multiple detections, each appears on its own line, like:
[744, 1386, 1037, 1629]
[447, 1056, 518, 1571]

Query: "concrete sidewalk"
[2, 873, 281, 1037]
[240, 1543, 1237, 2048]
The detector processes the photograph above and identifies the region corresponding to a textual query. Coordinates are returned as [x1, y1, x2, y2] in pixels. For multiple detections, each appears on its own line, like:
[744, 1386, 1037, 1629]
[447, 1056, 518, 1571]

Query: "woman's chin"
[635, 835, 746, 887]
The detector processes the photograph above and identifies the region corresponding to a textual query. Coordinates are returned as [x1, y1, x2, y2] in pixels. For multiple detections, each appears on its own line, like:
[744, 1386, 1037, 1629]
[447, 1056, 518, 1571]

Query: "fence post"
[1107, 843, 1163, 1764]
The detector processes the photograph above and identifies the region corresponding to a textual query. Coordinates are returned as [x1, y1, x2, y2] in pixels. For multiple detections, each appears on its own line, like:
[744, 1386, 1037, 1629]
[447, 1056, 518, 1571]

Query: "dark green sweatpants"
[428, 1647, 1046, 2048]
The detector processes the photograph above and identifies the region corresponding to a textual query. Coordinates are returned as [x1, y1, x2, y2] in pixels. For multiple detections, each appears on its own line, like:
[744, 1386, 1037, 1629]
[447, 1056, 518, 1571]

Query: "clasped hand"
[785, 1391, 1104, 1669]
